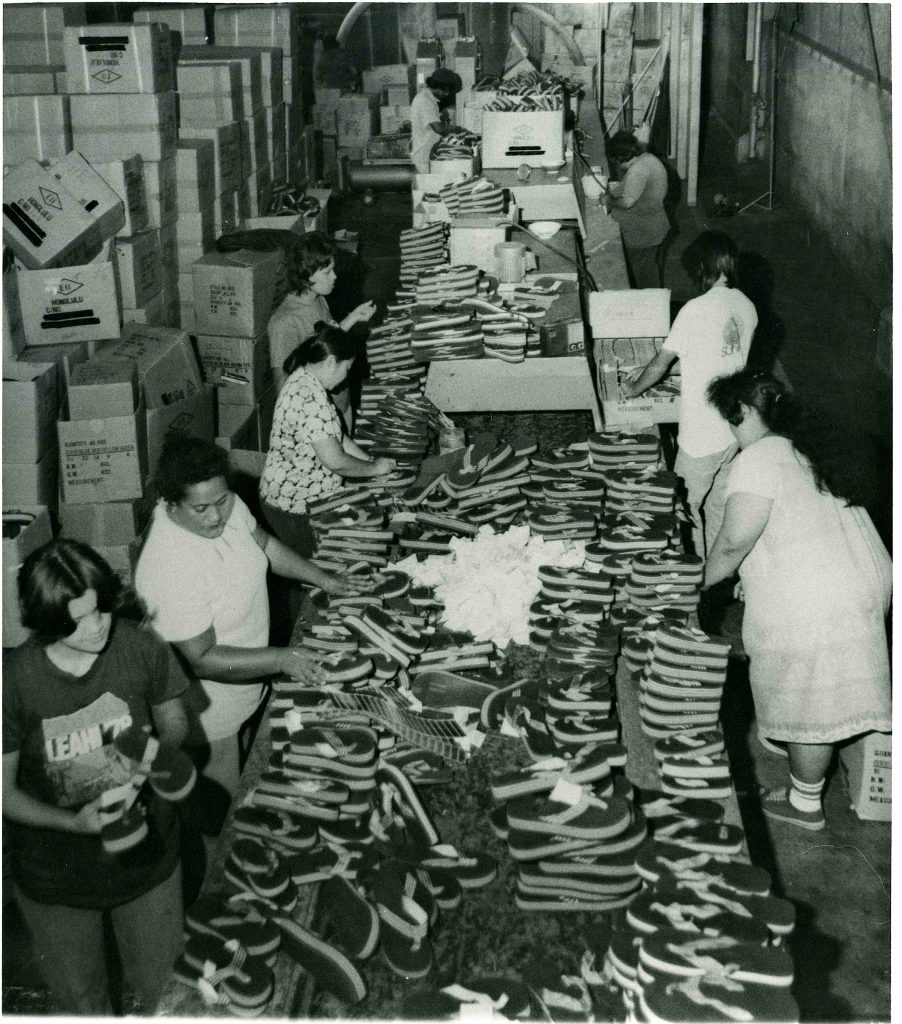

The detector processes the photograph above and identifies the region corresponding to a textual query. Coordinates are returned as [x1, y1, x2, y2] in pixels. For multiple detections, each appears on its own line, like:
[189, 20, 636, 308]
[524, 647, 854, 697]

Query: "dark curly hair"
[287, 231, 336, 295]
[607, 130, 642, 164]
[283, 323, 365, 376]
[18, 538, 138, 644]
[707, 369, 871, 508]
[154, 433, 231, 504]
[681, 230, 739, 291]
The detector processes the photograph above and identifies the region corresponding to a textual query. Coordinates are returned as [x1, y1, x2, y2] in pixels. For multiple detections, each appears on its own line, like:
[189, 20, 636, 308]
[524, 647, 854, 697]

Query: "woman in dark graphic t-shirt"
[2, 538, 189, 1015]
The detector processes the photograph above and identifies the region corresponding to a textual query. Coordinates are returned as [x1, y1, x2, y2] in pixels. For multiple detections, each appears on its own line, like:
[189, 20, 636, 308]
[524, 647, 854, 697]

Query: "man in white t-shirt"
[623, 230, 758, 556]
[410, 68, 462, 172]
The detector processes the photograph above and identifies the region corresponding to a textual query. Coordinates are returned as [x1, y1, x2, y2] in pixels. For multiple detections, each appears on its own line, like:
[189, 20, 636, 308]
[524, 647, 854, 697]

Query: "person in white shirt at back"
[409, 68, 462, 173]
[623, 230, 758, 557]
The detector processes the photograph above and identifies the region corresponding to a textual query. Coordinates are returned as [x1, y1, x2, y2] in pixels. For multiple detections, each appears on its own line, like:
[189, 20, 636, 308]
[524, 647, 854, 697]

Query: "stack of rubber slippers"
[172, 933, 276, 1015]
[481, 319, 529, 362]
[626, 552, 703, 615]
[439, 176, 506, 216]
[526, 504, 598, 540]
[639, 625, 731, 741]
[399, 222, 448, 269]
[415, 264, 481, 305]
[409, 309, 484, 362]
[587, 429, 661, 469]
[604, 468, 679, 514]
[544, 619, 620, 679]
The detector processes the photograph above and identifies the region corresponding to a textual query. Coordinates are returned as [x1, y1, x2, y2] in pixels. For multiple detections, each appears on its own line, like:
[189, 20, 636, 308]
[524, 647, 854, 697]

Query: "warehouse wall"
[708, 3, 891, 307]
[774, 4, 891, 306]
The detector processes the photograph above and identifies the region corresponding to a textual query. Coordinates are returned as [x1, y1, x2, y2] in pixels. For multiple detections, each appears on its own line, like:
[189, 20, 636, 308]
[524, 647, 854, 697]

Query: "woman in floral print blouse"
[259, 325, 395, 556]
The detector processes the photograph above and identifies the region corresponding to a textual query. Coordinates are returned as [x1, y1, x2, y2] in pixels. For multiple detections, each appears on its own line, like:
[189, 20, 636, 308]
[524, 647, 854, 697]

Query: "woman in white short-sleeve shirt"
[703, 369, 891, 831]
[135, 434, 351, 832]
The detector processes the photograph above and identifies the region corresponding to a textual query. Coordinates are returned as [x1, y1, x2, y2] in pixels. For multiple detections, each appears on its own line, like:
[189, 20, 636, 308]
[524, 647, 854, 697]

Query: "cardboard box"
[482, 109, 565, 169]
[16, 259, 121, 347]
[449, 218, 510, 273]
[3, 448, 59, 512]
[213, 5, 301, 54]
[841, 732, 892, 822]
[265, 104, 287, 165]
[192, 250, 281, 338]
[70, 91, 178, 163]
[121, 291, 165, 327]
[3, 65, 62, 96]
[3, 267, 27, 364]
[185, 45, 281, 109]
[588, 288, 671, 339]
[68, 359, 138, 420]
[49, 151, 126, 242]
[63, 22, 174, 94]
[92, 155, 149, 236]
[179, 302, 196, 332]
[2, 160, 104, 271]
[133, 6, 208, 45]
[362, 64, 414, 95]
[16, 341, 93, 388]
[540, 291, 586, 356]
[178, 46, 263, 117]
[247, 46, 283, 110]
[177, 237, 210, 272]
[380, 105, 411, 135]
[60, 495, 151, 546]
[195, 333, 271, 406]
[176, 139, 216, 193]
[142, 156, 178, 229]
[3, 94, 72, 165]
[336, 94, 379, 149]
[156, 222, 178, 290]
[2, 506, 54, 647]
[96, 323, 202, 409]
[430, 154, 478, 176]
[2, 362, 59, 463]
[384, 84, 412, 106]
[178, 122, 242, 196]
[240, 110, 269, 175]
[3, 5, 69, 66]
[211, 193, 239, 238]
[176, 61, 244, 124]
[114, 230, 162, 310]
[595, 337, 680, 425]
[145, 385, 215, 472]
[312, 105, 337, 136]
[57, 396, 147, 504]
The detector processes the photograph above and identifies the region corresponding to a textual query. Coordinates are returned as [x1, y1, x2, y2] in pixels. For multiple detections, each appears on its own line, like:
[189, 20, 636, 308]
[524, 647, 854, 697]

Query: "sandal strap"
[377, 896, 428, 946]
[671, 881, 752, 918]
[197, 941, 250, 1006]
[442, 984, 509, 1012]
[666, 974, 753, 1022]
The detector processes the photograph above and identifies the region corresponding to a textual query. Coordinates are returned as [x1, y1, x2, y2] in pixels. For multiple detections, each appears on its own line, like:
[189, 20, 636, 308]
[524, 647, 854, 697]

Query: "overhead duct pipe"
[337, 2, 371, 46]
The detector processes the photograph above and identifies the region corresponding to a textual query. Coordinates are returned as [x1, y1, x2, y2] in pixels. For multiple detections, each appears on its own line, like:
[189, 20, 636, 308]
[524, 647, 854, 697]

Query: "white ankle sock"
[789, 773, 824, 814]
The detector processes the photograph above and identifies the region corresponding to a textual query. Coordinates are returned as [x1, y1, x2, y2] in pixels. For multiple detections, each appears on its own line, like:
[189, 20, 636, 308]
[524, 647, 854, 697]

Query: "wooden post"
[669, 2, 680, 160]
[686, 3, 703, 205]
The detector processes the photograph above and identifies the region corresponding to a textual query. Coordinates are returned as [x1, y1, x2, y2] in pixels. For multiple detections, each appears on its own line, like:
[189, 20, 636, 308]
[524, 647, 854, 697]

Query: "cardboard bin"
[63, 22, 174, 94]
[16, 258, 121, 347]
[70, 91, 178, 164]
[192, 250, 280, 339]
[2, 506, 54, 647]
[2, 362, 59, 464]
[68, 360, 138, 420]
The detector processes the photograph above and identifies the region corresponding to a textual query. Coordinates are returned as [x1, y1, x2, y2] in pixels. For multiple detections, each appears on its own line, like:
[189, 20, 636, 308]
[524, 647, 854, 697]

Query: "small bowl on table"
[529, 221, 563, 241]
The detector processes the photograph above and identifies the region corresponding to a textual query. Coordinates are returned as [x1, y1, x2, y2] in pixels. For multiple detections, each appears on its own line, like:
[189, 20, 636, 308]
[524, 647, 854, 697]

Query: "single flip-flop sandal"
[394, 842, 498, 890]
[319, 874, 380, 960]
[224, 845, 298, 913]
[635, 840, 772, 896]
[372, 763, 441, 848]
[185, 894, 281, 959]
[368, 860, 433, 980]
[636, 789, 725, 825]
[174, 936, 274, 1015]
[491, 747, 612, 802]
[273, 914, 367, 1004]
[506, 789, 633, 842]
[113, 725, 197, 802]
[285, 843, 376, 886]
[651, 819, 744, 856]
[639, 967, 799, 1022]
[625, 886, 772, 945]
[99, 784, 148, 855]
[402, 977, 532, 1020]
[638, 927, 794, 986]
[231, 806, 318, 852]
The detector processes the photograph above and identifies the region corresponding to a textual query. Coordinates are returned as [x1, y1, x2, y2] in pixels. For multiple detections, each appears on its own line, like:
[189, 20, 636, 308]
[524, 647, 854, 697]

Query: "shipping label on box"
[49, 150, 126, 243]
[142, 156, 178, 229]
[196, 333, 271, 406]
[64, 22, 174, 94]
[57, 397, 147, 504]
[3, 65, 61, 96]
[3, 94, 72, 166]
[178, 122, 242, 196]
[92, 155, 149, 236]
[145, 385, 215, 471]
[481, 109, 565, 168]
[2, 506, 54, 647]
[70, 91, 178, 164]
[17, 259, 121, 346]
[176, 60, 244, 123]
[841, 731, 892, 822]
[68, 359, 137, 420]
[3, 5, 66, 66]
[2, 362, 59, 464]
[178, 46, 263, 117]
[114, 230, 162, 309]
[192, 250, 280, 338]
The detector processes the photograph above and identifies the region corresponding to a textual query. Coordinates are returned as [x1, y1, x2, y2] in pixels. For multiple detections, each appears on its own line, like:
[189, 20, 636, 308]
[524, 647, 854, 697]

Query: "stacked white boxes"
[63, 21, 178, 327]
[133, 6, 208, 46]
[175, 141, 218, 331]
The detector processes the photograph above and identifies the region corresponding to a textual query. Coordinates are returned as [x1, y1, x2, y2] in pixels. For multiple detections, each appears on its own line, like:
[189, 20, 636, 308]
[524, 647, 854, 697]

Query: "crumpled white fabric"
[395, 525, 585, 647]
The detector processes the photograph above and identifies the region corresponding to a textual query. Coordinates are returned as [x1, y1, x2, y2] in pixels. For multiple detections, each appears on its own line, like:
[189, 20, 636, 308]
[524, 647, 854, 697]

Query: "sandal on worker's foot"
[761, 786, 825, 831]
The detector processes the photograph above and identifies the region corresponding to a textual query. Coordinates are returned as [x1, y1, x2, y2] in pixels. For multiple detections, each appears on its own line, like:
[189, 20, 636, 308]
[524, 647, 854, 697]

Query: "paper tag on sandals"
[550, 778, 584, 805]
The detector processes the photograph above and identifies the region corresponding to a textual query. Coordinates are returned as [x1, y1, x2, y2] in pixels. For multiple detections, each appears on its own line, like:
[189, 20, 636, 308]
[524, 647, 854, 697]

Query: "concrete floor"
[3, 116, 891, 1019]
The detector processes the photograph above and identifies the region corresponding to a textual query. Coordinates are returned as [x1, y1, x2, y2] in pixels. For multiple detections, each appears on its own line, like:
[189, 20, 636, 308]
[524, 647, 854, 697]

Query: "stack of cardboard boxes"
[361, 64, 415, 137]
[192, 250, 282, 471]
[601, 2, 636, 131]
[133, 5, 207, 45]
